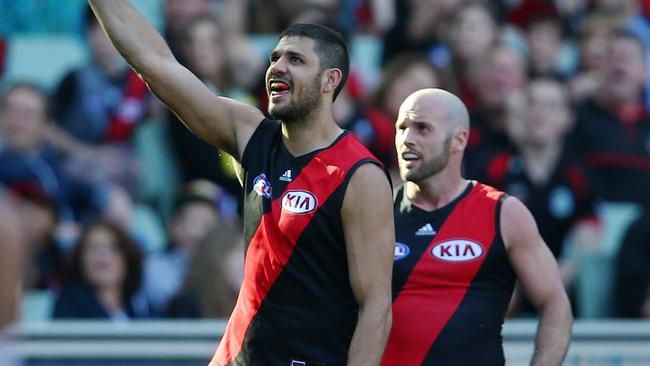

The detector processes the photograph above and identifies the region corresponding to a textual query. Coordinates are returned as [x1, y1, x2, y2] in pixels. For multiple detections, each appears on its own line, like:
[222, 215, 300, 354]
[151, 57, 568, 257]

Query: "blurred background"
[0, 0, 649, 365]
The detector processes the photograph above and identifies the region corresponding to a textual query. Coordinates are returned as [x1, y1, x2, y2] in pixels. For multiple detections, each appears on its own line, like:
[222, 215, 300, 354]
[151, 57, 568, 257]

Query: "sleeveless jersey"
[382, 182, 515, 366]
[210, 119, 384, 366]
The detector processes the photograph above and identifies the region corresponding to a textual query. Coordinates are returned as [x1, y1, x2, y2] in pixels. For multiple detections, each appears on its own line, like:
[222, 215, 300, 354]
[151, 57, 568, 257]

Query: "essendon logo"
[431, 239, 484, 262]
[253, 173, 272, 198]
[281, 190, 318, 214]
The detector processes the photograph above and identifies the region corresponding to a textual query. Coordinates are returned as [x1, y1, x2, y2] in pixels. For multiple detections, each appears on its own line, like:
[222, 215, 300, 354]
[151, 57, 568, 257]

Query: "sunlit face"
[0, 88, 49, 153]
[265, 36, 323, 123]
[450, 5, 496, 62]
[527, 22, 562, 73]
[82, 226, 126, 290]
[478, 48, 526, 109]
[605, 37, 647, 101]
[526, 81, 570, 146]
[186, 20, 224, 81]
[170, 202, 218, 255]
[395, 98, 452, 183]
[580, 29, 610, 72]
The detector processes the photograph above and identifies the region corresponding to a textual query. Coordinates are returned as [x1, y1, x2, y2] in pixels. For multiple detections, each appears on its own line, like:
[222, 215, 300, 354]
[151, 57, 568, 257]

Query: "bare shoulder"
[500, 196, 541, 250]
[344, 163, 392, 203]
[341, 163, 392, 221]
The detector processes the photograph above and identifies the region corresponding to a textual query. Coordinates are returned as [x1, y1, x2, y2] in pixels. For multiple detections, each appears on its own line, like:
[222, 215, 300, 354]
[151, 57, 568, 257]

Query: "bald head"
[396, 88, 470, 183]
[400, 88, 470, 133]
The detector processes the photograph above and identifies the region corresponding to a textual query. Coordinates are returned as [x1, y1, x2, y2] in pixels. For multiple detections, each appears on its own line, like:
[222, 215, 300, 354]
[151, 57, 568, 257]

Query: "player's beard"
[268, 75, 322, 125]
[402, 135, 452, 183]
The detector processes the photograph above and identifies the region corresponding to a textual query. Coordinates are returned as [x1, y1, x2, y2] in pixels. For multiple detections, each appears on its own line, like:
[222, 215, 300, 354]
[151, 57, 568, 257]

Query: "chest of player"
[393, 216, 497, 292]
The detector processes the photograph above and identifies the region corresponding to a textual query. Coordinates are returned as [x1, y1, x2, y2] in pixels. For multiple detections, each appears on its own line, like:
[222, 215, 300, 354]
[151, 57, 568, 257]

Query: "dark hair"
[1, 82, 52, 121]
[279, 23, 350, 101]
[68, 219, 143, 298]
[370, 53, 457, 109]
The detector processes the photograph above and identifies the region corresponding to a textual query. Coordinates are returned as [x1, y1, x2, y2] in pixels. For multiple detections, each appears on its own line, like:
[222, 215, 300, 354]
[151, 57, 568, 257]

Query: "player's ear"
[322, 68, 342, 95]
[451, 128, 468, 153]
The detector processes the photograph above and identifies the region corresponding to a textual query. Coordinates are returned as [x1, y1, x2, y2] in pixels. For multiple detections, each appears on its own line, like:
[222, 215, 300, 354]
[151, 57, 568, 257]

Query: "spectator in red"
[341, 53, 448, 173]
[51, 6, 148, 196]
[442, 1, 499, 110]
[570, 30, 650, 208]
[463, 45, 527, 180]
[485, 79, 602, 316]
[569, 14, 617, 102]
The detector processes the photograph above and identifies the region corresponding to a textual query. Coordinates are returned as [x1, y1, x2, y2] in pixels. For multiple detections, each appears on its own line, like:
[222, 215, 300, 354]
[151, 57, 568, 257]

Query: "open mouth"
[401, 151, 419, 162]
[269, 80, 291, 99]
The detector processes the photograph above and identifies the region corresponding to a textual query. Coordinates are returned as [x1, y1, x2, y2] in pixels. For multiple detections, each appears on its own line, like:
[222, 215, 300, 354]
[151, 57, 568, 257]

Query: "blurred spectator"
[54, 7, 148, 145]
[10, 181, 65, 292]
[507, 0, 562, 30]
[144, 180, 227, 316]
[341, 0, 396, 35]
[249, 0, 343, 34]
[464, 45, 527, 180]
[52, 6, 147, 197]
[167, 14, 250, 200]
[0, 83, 110, 226]
[525, 16, 567, 79]
[570, 30, 650, 207]
[486, 79, 601, 315]
[0, 189, 23, 330]
[614, 210, 650, 318]
[53, 219, 149, 320]
[438, 1, 499, 110]
[163, 0, 212, 62]
[338, 53, 448, 172]
[568, 14, 617, 101]
[166, 220, 243, 318]
[591, 0, 639, 25]
[381, 0, 467, 64]
[626, 0, 650, 109]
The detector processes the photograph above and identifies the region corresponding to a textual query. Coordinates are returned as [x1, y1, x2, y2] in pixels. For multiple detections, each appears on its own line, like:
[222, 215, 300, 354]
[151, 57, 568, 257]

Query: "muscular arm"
[342, 164, 394, 366]
[501, 197, 572, 366]
[87, 0, 263, 159]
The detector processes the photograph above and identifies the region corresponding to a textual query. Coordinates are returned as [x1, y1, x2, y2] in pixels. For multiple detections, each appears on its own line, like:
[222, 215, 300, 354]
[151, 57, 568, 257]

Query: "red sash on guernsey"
[211, 134, 376, 366]
[381, 183, 504, 366]
[106, 70, 148, 141]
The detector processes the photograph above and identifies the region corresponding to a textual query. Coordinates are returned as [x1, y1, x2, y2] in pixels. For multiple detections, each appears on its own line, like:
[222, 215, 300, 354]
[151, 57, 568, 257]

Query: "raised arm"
[88, 0, 263, 159]
[341, 163, 394, 366]
[501, 197, 572, 366]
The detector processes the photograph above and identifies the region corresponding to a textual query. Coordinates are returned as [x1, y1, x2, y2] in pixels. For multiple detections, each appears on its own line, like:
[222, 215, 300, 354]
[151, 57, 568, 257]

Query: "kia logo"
[281, 190, 318, 214]
[431, 239, 484, 262]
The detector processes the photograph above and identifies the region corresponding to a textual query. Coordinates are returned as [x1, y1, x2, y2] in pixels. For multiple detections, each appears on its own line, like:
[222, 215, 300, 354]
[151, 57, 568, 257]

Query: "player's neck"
[281, 106, 342, 157]
[406, 172, 468, 211]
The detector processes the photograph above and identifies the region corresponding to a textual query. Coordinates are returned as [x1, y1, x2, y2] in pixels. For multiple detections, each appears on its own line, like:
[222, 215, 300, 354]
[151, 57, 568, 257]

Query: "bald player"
[381, 89, 572, 366]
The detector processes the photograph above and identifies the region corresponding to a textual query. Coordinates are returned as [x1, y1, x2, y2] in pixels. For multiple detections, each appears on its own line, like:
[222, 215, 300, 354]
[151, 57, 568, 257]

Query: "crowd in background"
[0, 0, 649, 325]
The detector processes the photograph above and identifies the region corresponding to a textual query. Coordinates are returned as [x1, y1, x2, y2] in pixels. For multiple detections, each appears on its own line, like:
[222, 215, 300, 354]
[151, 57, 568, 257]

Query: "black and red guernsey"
[382, 182, 515, 366]
[210, 119, 384, 366]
